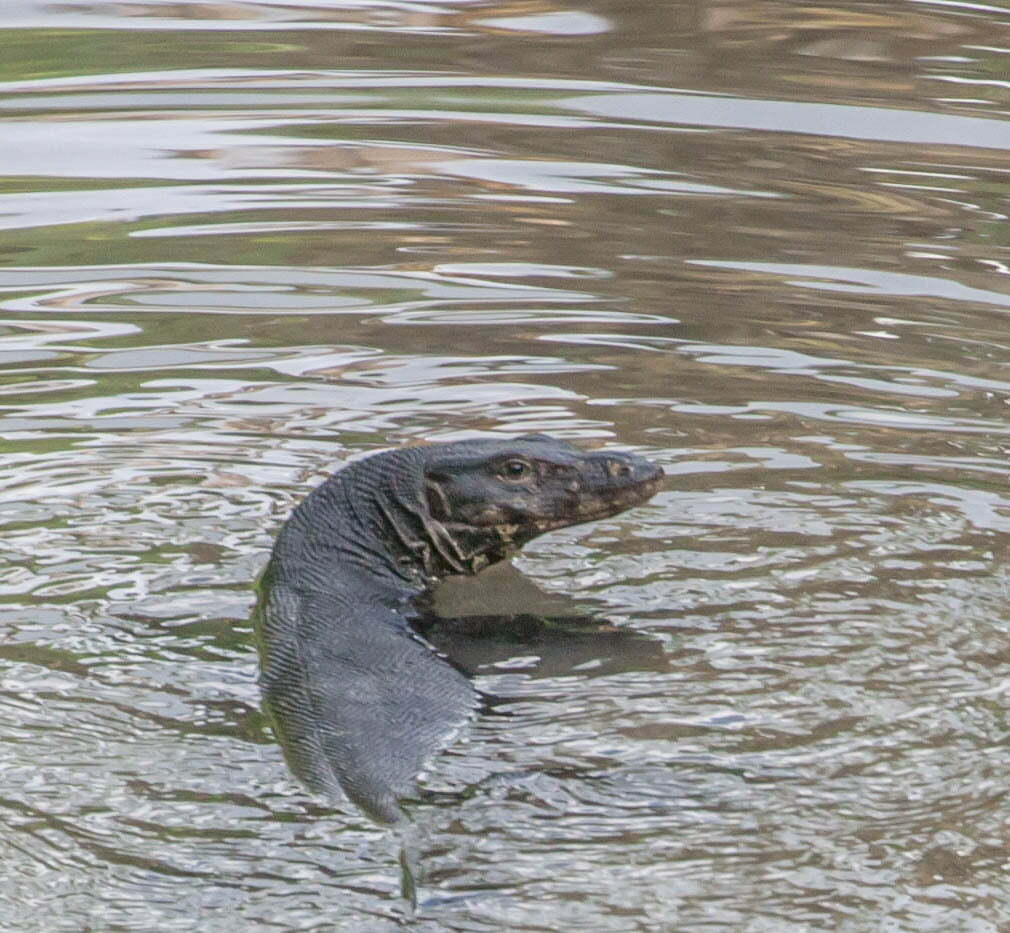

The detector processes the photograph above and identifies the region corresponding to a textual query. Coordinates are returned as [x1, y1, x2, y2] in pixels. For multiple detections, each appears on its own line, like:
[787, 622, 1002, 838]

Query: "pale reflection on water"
[2, 0, 1010, 929]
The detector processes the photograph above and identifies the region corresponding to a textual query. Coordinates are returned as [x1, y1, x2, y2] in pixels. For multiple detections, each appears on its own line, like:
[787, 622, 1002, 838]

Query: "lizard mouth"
[533, 464, 665, 534]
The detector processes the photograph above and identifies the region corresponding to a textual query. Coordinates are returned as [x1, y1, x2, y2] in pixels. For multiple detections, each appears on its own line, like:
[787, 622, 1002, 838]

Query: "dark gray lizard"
[254, 434, 663, 823]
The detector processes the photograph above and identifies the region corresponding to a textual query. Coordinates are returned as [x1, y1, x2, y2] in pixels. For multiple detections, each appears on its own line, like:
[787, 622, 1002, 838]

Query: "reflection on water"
[3, 0, 1010, 928]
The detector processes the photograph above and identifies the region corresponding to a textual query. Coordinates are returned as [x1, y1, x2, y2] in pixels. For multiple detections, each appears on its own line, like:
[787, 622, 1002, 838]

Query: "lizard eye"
[499, 458, 532, 481]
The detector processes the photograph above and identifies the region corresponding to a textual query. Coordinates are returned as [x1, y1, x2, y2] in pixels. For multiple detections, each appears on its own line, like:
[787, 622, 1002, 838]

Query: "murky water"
[3, 1, 1010, 929]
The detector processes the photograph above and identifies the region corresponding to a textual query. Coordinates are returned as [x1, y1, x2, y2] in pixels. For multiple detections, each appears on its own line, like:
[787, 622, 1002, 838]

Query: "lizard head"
[419, 434, 664, 572]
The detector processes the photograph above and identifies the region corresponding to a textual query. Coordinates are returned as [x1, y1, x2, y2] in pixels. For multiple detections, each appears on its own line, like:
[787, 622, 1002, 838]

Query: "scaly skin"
[255, 434, 663, 822]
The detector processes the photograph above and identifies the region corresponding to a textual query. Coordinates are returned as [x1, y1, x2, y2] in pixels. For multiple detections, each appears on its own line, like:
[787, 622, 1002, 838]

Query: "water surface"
[3, 1, 1010, 929]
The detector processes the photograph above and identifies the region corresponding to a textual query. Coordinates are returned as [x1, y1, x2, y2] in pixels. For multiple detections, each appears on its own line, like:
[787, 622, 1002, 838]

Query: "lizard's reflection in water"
[422, 560, 668, 683]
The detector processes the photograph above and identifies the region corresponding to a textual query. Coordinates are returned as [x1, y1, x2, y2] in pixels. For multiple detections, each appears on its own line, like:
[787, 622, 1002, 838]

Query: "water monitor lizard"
[255, 434, 663, 822]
